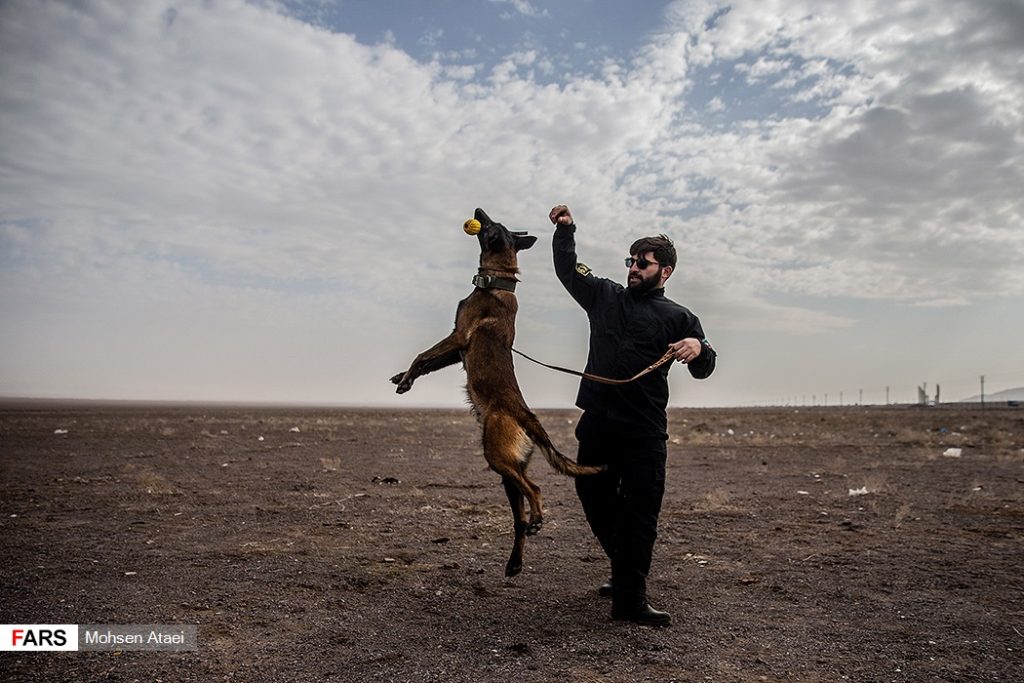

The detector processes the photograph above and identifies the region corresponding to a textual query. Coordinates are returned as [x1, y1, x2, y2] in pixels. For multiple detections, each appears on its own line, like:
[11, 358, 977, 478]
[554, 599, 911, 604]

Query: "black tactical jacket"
[553, 223, 716, 438]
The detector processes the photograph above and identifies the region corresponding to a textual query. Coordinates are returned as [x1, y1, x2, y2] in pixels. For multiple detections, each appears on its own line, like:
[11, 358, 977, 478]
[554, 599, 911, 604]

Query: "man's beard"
[627, 267, 662, 293]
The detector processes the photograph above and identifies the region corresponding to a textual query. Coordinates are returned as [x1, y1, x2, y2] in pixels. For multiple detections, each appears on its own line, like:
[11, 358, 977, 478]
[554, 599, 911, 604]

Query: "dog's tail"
[521, 412, 605, 477]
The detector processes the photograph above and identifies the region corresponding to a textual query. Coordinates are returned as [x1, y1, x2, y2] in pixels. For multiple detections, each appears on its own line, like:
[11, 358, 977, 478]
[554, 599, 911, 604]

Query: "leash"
[511, 348, 676, 386]
[473, 268, 675, 384]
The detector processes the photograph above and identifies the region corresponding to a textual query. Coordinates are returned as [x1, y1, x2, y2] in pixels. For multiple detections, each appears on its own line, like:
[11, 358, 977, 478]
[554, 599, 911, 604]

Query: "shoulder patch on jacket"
[575, 262, 592, 277]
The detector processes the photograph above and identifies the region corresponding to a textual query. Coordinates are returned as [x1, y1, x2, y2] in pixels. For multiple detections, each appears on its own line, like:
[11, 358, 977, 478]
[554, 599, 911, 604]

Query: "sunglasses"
[624, 256, 661, 269]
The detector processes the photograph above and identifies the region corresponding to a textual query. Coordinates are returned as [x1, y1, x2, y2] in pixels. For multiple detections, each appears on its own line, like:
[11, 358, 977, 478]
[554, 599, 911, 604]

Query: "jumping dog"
[390, 208, 603, 577]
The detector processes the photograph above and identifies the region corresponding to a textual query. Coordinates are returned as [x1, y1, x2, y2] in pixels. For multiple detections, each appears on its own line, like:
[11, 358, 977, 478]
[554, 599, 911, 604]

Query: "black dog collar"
[472, 274, 517, 292]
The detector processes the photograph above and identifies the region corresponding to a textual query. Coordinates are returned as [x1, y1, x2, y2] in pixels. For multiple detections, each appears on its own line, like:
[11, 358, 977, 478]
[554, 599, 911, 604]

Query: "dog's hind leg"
[483, 416, 544, 526]
[518, 470, 543, 536]
[501, 476, 528, 577]
[483, 413, 544, 575]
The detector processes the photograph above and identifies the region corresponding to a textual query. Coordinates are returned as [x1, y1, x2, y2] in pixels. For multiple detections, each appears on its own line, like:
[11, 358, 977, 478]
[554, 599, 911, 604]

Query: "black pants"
[574, 412, 667, 608]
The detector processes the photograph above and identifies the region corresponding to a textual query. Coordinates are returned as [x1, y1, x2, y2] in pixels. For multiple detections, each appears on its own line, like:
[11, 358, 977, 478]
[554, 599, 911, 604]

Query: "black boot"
[612, 600, 672, 627]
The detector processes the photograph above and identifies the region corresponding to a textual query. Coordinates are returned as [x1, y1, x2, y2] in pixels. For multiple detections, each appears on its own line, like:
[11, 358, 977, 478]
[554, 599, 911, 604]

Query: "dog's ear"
[474, 208, 492, 226]
[515, 234, 537, 252]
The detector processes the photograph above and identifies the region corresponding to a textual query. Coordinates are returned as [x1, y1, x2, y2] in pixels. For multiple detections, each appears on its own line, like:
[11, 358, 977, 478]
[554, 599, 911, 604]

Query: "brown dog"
[391, 208, 603, 577]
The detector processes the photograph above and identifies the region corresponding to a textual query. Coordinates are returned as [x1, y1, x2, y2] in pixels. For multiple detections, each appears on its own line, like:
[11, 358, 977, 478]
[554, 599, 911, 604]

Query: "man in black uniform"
[548, 204, 716, 627]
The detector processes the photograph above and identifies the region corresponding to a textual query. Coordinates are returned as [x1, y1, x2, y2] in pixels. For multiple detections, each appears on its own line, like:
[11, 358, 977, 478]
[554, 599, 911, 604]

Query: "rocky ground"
[2, 402, 1022, 682]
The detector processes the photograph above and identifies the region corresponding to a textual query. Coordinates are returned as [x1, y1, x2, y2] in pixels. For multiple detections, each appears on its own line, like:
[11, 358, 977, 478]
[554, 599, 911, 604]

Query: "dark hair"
[629, 234, 676, 269]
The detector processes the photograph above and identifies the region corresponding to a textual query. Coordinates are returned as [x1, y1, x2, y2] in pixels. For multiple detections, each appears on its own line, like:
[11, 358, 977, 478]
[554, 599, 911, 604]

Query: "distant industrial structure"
[916, 383, 940, 406]
[754, 373, 1022, 409]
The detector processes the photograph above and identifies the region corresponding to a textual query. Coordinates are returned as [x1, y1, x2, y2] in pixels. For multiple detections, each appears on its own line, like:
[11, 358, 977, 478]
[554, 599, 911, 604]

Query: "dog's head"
[474, 208, 537, 256]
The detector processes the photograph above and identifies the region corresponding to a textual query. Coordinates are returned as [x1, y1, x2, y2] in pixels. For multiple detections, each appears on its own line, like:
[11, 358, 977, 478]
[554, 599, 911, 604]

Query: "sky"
[1, 0, 1022, 408]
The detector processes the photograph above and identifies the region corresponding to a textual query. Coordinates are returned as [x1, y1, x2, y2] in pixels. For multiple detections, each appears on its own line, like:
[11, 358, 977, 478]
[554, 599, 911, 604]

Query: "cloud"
[489, 0, 549, 20]
[1, 0, 1021, 405]
[645, 0, 1024, 307]
[0, 0, 684, 402]
[736, 56, 792, 83]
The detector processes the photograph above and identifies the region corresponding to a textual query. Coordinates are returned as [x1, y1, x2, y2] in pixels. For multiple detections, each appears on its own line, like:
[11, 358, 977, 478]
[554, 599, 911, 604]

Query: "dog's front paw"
[390, 372, 413, 394]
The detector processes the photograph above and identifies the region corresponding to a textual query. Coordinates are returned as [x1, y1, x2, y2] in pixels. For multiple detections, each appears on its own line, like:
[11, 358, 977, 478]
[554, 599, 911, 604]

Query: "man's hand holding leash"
[669, 337, 702, 364]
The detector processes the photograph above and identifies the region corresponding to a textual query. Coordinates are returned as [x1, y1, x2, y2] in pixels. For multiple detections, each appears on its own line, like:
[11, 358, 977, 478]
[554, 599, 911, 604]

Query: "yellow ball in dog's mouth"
[463, 218, 481, 235]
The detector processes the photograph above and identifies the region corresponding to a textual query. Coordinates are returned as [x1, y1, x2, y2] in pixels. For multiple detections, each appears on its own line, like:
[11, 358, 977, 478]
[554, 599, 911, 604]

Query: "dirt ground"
[1, 402, 1022, 682]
